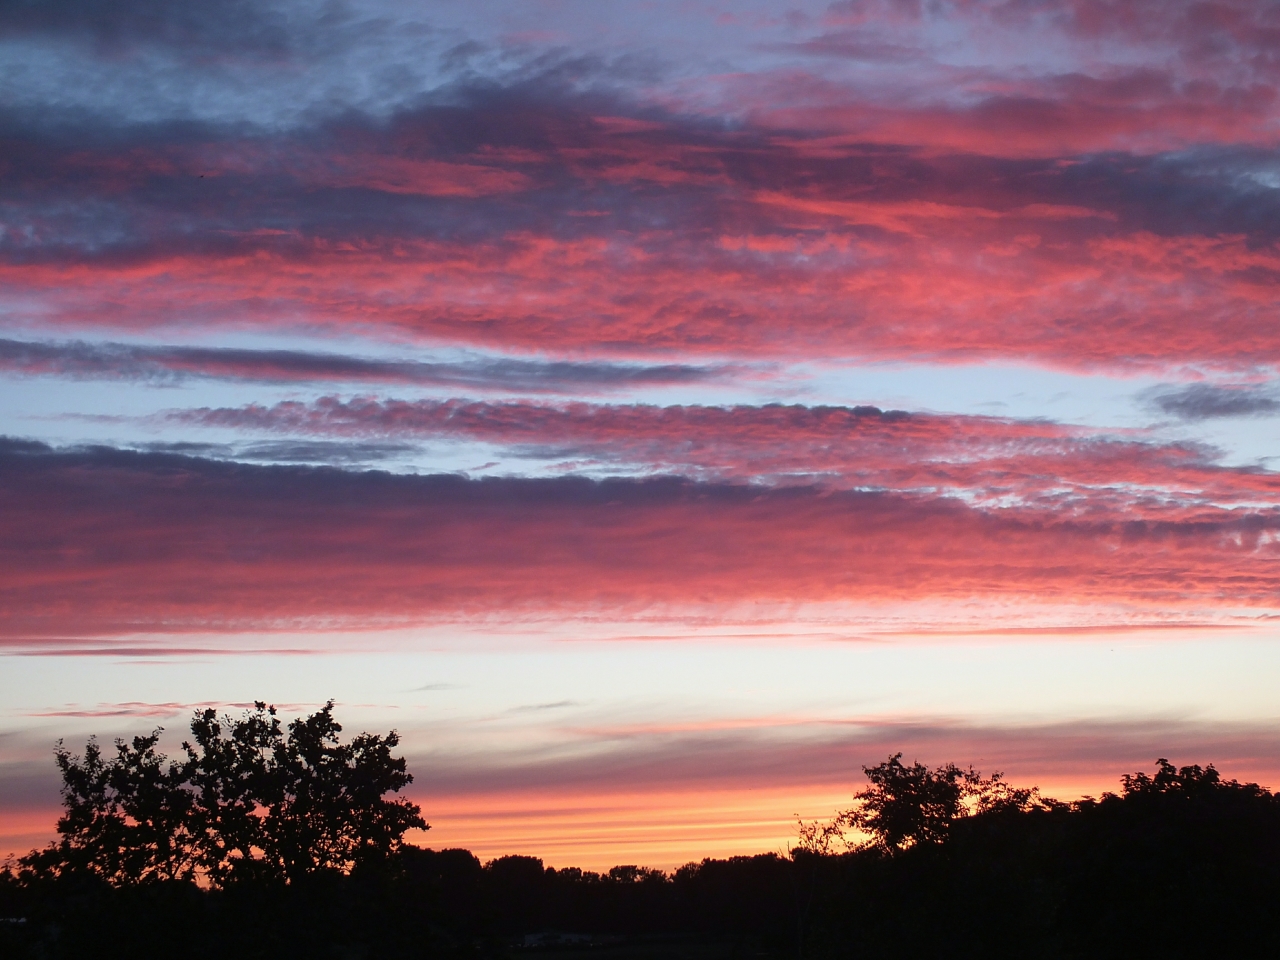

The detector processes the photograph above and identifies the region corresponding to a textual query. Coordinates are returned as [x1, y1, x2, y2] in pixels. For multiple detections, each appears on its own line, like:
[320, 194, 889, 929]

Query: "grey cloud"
[232, 440, 420, 465]
[5, 96, 1280, 270]
[1144, 383, 1280, 420]
[0, 758, 60, 809]
[138, 441, 224, 454]
[0, 0, 295, 55]
[138, 439, 419, 467]
[770, 30, 926, 62]
[508, 700, 582, 714]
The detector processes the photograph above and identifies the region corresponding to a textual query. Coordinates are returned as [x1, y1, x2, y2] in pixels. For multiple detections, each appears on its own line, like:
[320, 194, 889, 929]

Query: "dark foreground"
[5, 765, 1280, 960]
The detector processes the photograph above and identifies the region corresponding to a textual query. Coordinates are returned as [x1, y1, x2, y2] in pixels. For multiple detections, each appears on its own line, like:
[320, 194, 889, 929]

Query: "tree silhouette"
[840, 753, 1052, 852]
[19, 701, 426, 887]
[19, 730, 198, 884]
[6, 752, 1280, 959]
[1117, 757, 1257, 800]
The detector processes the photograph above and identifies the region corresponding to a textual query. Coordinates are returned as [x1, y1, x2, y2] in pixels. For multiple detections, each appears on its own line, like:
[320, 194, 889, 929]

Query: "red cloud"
[1, 226, 1274, 370]
[2, 79, 1278, 372]
[4, 202, 1276, 370]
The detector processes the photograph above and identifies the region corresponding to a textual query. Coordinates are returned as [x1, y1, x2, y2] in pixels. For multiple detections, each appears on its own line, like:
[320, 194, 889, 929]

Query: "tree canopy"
[18, 701, 426, 887]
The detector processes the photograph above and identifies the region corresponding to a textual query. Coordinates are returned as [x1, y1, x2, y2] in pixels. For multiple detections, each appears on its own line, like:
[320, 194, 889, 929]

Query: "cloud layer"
[1, 17, 1278, 371]
[173, 397, 1280, 513]
[4, 439, 1278, 638]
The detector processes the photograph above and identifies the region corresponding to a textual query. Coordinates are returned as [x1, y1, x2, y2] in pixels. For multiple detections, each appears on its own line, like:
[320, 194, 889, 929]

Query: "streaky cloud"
[138, 439, 421, 467]
[172, 397, 1280, 511]
[410, 714, 1280, 797]
[26, 700, 261, 719]
[0, 338, 727, 393]
[2, 645, 319, 657]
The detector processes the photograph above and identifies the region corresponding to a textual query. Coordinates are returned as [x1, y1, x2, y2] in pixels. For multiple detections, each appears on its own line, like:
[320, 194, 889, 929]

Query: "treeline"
[4, 705, 1280, 959]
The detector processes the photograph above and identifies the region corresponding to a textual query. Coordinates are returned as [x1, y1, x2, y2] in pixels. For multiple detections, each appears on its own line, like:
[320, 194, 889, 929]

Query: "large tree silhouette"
[20, 701, 426, 886]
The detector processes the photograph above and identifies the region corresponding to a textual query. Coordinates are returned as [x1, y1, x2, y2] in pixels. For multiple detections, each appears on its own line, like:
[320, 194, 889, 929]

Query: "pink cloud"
[3, 441, 1280, 637]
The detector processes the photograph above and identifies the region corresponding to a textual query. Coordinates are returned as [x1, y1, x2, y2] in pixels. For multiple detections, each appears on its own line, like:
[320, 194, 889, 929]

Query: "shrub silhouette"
[18, 701, 425, 887]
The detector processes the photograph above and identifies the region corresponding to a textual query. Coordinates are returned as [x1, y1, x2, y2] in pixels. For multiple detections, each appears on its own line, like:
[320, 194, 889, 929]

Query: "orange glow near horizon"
[12, 762, 1280, 873]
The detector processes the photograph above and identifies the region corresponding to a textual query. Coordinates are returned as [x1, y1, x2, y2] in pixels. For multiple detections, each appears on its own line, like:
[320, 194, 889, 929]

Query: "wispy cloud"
[509, 700, 582, 714]
[28, 700, 255, 719]
[1144, 383, 1280, 420]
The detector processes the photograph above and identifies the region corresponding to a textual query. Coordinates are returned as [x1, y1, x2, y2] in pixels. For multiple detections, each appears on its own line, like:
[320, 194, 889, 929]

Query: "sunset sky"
[4, 0, 1280, 870]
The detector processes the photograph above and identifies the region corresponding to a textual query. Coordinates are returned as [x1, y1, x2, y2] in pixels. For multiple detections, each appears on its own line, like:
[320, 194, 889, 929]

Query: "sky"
[3, 0, 1280, 870]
